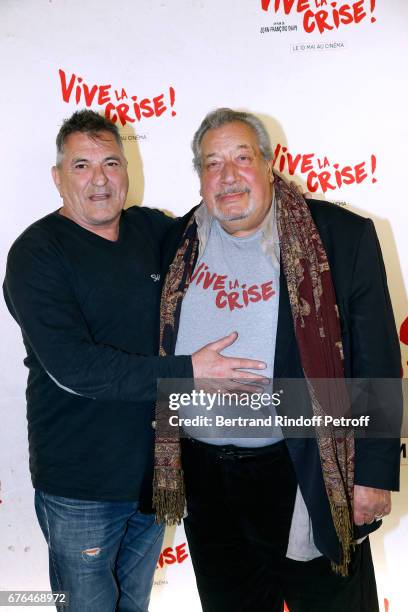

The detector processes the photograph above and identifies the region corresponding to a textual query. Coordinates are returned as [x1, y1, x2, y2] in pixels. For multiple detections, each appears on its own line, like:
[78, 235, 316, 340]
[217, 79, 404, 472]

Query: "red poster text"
[261, 0, 377, 33]
[59, 69, 176, 126]
[272, 144, 377, 193]
[400, 317, 408, 374]
[157, 543, 189, 569]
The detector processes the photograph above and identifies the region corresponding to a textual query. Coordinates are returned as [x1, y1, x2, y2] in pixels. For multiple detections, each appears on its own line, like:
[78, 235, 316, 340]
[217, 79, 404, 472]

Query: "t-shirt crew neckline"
[53, 209, 126, 245]
[214, 219, 263, 243]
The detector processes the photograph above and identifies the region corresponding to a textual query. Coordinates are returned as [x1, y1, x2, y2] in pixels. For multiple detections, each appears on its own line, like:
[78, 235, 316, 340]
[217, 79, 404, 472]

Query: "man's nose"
[91, 164, 108, 186]
[220, 160, 239, 184]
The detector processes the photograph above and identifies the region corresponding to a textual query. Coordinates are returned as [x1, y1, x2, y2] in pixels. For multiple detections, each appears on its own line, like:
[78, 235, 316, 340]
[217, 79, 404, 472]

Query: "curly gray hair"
[192, 108, 273, 173]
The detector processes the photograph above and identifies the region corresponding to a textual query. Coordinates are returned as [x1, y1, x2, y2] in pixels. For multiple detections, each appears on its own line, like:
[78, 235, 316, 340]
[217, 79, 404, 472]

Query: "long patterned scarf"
[153, 173, 354, 576]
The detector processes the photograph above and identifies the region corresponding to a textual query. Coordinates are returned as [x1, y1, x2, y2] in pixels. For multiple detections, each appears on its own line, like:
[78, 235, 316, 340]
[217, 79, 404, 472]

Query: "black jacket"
[162, 198, 402, 564]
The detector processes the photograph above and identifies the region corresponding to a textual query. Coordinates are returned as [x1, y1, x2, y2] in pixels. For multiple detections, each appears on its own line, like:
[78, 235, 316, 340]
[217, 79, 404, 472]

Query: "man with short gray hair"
[155, 108, 401, 611]
[3, 109, 267, 611]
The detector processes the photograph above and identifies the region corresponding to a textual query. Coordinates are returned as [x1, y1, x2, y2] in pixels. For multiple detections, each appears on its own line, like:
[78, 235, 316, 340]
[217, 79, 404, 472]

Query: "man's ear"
[51, 166, 61, 195]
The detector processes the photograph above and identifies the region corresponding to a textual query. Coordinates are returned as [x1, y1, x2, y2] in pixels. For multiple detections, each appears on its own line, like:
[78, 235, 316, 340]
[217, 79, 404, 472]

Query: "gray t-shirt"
[175, 210, 323, 562]
[175, 219, 283, 446]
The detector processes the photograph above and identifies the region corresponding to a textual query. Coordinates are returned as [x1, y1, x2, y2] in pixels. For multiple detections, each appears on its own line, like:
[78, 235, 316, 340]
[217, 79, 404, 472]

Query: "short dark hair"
[55, 110, 123, 165]
[192, 108, 273, 174]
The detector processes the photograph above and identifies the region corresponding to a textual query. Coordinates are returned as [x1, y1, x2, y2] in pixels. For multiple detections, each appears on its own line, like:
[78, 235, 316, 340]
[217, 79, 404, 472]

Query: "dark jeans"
[35, 491, 164, 612]
[181, 438, 379, 612]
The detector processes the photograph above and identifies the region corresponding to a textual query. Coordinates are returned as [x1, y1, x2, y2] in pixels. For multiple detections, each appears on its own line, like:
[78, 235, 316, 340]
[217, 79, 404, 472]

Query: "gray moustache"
[216, 187, 250, 198]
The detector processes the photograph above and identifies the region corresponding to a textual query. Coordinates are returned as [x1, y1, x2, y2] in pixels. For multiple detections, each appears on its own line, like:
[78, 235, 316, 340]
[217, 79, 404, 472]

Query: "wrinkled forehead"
[64, 130, 122, 151]
[200, 121, 260, 156]
[56, 131, 126, 168]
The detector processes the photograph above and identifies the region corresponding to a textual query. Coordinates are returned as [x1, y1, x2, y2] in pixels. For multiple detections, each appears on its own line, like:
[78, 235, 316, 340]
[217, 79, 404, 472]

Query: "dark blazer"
[162, 198, 402, 564]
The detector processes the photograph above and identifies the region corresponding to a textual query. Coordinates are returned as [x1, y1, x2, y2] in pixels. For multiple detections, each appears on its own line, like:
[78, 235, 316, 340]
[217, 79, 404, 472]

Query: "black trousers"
[181, 438, 379, 612]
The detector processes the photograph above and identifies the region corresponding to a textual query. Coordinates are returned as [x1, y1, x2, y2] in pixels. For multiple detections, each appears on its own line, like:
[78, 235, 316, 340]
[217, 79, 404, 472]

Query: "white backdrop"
[1, 1, 407, 610]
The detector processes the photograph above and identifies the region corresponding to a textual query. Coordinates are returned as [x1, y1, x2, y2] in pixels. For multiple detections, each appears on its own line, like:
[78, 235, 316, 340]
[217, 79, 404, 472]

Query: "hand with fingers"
[353, 485, 391, 526]
[192, 331, 269, 394]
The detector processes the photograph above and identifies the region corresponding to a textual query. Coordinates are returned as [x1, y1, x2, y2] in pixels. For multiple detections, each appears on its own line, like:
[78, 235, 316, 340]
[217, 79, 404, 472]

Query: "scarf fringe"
[329, 504, 354, 577]
[154, 180, 355, 577]
[153, 467, 185, 525]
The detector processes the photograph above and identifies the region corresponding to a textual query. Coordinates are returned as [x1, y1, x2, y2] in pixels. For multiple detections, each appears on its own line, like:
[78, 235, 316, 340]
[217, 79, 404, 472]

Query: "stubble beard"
[211, 186, 253, 222]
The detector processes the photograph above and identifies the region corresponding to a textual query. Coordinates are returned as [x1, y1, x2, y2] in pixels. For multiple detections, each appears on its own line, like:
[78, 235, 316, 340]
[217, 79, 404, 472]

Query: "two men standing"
[2, 110, 265, 611]
[4, 108, 401, 611]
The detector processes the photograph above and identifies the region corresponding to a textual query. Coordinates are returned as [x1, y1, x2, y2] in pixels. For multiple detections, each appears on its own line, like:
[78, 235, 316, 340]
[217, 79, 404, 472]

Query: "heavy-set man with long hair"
[154, 108, 402, 612]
